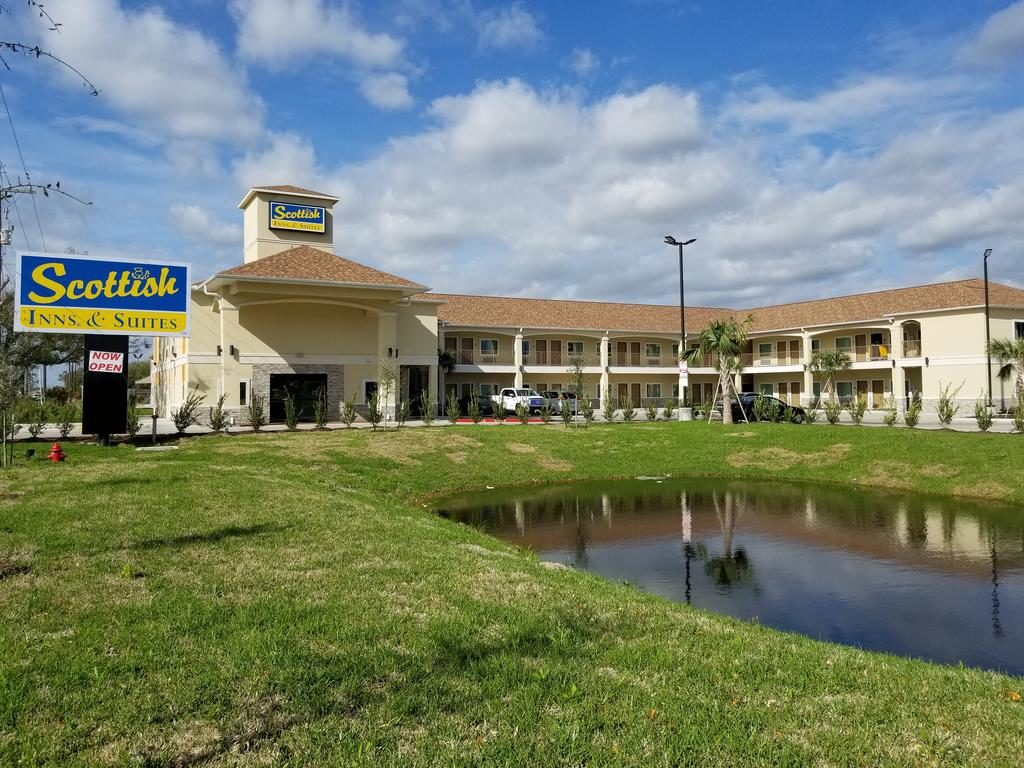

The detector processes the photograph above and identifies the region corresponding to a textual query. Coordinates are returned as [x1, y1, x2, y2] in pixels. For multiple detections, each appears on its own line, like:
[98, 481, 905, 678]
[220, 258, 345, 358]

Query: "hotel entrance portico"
[152, 186, 440, 424]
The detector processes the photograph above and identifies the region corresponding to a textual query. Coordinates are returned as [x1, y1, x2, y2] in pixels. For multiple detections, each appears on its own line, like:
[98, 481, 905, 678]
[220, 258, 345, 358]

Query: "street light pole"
[665, 236, 696, 421]
[984, 248, 993, 408]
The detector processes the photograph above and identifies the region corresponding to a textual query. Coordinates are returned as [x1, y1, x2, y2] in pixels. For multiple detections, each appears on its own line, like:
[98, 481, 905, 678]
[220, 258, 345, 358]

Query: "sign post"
[14, 251, 189, 442]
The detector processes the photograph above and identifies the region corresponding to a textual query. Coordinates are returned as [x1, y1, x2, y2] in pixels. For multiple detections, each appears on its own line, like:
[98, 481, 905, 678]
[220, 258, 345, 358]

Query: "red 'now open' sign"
[87, 350, 124, 374]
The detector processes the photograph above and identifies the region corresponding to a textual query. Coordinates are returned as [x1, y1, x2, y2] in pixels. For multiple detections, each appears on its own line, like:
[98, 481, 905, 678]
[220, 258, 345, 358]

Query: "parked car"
[541, 390, 579, 413]
[493, 388, 546, 415]
[458, 394, 496, 416]
[731, 392, 806, 424]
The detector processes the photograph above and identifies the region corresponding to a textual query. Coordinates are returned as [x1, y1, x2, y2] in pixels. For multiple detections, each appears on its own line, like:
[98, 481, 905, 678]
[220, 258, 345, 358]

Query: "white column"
[377, 312, 398, 417]
[677, 334, 686, 411]
[599, 334, 610, 409]
[514, 331, 524, 389]
[891, 321, 906, 413]
[801, 331, 813, 406]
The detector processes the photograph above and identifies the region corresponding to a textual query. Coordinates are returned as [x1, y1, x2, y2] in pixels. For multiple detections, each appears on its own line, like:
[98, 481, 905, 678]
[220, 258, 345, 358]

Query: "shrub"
[621, 394, 636, 423]
[419, 390, 434, 426]
[752, 393, 770, 422]
[881, 396, 898, 427]
[126, 394, 142, 437]
[771, 400, 785, 423]
[171, 389, 205, 434]
[539, 402, 553, 424]
[974, 396, 993, 432]
[20, 401, 46, 438]
[247, 393, 267, 432]
[904, 397, 922, 429]
[644, 401, 658, 422]
[663, 398, 676, 420]
[467, 395, 482, 424]
[395, 400, 409, 429]
[1013, 399, 1024, 434]
[805, 405, 820, 424]
[54, 402, 77, 439]
[341, 393, 358, 428]
[284, 393, 299, 430]
[936, 380, 964, 426]
[846, 393, 868, 425]
[446, 390, 461, 423]
[515, 401, 530, 424]
[367, 392, 384, 431]
[823, 398, 842, 425]
[312, 387, 329, 430]
[602, 395, 617, 423]
[783, 406, 794, 424]
[581, 396, 595, 426]
[208, 393, 229, 433]
[559, 400, 572, 427]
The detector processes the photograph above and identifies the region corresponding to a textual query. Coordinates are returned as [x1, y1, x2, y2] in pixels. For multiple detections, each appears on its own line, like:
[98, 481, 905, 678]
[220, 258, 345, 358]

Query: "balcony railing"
[453, 349, 515, 365]
[807, 344, 892, 362]
[524, 352, 600, 366]
[742, 352, 803, 367]
[903, 339, 922, 358]
[611, 353, 679, 368]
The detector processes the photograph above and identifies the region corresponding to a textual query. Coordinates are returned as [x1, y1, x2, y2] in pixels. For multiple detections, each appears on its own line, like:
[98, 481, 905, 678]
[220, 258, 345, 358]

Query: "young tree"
[683, 314, 754, 425]
[806, 349, 852, 403]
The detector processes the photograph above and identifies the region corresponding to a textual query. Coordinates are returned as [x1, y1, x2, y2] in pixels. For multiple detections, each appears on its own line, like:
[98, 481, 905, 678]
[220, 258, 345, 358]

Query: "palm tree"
[806, 349, 852, 403]
[683, 314, 754, 424]
[988, 338, 1024, 400]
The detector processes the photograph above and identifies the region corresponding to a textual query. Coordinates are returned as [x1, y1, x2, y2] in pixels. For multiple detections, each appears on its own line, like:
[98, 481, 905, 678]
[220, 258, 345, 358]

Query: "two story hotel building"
[152, 186, 1024, 421]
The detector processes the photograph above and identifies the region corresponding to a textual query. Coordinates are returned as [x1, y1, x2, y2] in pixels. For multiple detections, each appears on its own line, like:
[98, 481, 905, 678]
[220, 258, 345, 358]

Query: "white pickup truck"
[492, 388, 546, 415]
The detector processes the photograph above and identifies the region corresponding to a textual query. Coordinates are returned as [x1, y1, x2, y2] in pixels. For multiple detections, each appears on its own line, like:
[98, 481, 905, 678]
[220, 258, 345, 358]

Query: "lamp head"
[983, 248, 992, 260]
[664, 235, 679, 246]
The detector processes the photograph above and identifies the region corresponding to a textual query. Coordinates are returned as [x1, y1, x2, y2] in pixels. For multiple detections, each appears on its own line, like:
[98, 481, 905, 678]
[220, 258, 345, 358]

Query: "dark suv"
[731, 392, 806, 424]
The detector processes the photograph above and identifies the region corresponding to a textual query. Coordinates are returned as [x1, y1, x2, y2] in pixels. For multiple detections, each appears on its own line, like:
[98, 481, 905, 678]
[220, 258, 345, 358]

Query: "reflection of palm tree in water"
[705, 490, 754, 588]
[572, 497, 589, 569]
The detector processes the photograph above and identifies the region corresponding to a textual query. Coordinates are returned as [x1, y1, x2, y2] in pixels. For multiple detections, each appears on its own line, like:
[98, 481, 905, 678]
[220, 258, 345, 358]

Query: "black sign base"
[82, 335, 129, 442]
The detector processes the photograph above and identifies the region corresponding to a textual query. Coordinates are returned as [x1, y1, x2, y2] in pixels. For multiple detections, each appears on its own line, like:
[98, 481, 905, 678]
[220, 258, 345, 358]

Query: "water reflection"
[436, 479, 1024, 675]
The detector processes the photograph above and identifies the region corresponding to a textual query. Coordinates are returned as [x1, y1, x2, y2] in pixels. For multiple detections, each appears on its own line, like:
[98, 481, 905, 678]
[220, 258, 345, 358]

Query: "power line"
[0, 79, 47, 251]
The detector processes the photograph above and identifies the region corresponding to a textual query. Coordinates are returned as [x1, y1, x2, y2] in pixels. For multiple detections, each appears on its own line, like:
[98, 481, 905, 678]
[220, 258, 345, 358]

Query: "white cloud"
[168, 204, 242, 247]
[592, 86, 702, 158]
[32, 0, 263, 143]
[359, 73, 414, 110]
[722, 75, 937, 134]
[477, 3, 543, 51]
[958, 1, 1024, 67]
[232, 133, 322, 193]
[566, 48, 599, 76]
[230, 0, 404, 70]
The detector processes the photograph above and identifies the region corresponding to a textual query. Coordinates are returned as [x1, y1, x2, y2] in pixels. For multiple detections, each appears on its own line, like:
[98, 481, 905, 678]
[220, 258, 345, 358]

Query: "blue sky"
[2, 0, 1023, 308]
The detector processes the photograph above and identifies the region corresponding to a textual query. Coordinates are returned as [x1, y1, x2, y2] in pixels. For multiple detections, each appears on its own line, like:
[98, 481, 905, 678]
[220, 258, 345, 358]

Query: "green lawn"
[1, 422, 1023, 766]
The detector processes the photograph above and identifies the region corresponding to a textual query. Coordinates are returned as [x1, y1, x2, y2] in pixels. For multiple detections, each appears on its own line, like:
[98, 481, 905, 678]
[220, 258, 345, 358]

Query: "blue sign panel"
[269, 200, 326, 233]
[14, 251, 191, 337]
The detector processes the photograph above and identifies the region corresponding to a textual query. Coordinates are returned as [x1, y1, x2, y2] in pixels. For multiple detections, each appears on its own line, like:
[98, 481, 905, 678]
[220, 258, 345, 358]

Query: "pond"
[434, 479, 1024, 676]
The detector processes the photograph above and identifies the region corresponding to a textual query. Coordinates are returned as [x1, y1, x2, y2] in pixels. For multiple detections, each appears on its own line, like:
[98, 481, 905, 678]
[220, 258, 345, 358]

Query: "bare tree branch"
[0, 42, 99, 94]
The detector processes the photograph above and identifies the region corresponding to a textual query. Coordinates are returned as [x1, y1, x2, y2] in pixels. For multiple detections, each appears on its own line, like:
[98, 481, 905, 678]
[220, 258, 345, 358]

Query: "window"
[521, 339, 531, 356]
[836, 381, 854, 403]
[836, 337, 853, 352]
[1015, 321, 1024, 340]
[812, 382, 822, 405]
[672, 383, 680, 398]
[479, 383, 498, 397]
[645, 343, 661, 359]
[480, 339, 498, 356]
[759, 383, 774, 396]
[758, 343, 773, 362]
[811, 338, 821, 353]
[239, 380, 249, 406]
[548, 382, 561, 391]
[567, 341, 584, 356]
[646, 383, 662, 398]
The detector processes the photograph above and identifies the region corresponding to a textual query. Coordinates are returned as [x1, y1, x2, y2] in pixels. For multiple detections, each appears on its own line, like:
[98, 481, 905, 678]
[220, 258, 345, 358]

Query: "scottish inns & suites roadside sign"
[14, 251, 190, 337]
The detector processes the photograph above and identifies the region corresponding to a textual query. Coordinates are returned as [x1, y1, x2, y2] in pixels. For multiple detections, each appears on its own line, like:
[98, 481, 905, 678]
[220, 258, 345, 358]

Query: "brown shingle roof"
[746, 279, 1024, 331]
[429, 293, 734, 333]
[428, 279, 1024, 334]
[217, 245, 425, 289]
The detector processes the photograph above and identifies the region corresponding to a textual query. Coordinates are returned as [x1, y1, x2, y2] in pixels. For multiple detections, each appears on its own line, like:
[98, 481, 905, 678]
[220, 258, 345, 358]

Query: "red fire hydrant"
[48, 443, 66, 462]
